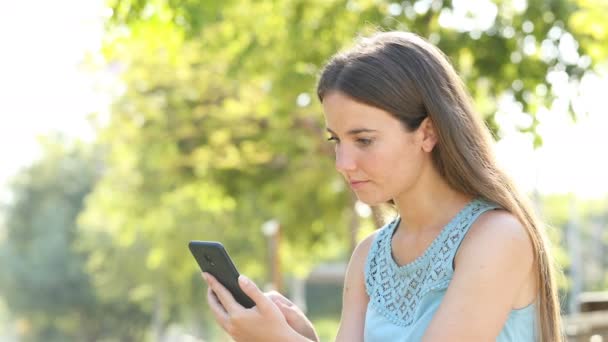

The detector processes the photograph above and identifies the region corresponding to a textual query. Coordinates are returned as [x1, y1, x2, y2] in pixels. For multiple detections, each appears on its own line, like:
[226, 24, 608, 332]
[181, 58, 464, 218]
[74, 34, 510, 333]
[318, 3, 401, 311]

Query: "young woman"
[203, 31, 563, 341]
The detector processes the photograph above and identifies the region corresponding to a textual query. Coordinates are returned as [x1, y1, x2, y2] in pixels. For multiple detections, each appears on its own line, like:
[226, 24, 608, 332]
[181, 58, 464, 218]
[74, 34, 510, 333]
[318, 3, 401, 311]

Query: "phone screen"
[188, 241, 256, 308]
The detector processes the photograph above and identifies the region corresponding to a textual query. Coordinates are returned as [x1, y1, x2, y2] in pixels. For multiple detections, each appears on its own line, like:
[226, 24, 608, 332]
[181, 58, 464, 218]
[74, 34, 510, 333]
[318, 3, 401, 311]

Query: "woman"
[203, 31, 562, 341]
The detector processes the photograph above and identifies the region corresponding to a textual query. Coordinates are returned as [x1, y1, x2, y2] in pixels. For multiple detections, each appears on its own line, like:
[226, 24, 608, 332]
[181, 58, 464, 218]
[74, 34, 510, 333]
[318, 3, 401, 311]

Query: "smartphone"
[188, 241, 256, 308]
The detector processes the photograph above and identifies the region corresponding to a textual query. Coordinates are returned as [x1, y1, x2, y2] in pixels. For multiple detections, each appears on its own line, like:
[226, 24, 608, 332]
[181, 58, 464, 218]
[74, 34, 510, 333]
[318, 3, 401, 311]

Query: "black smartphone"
[188, 241, 256, 308]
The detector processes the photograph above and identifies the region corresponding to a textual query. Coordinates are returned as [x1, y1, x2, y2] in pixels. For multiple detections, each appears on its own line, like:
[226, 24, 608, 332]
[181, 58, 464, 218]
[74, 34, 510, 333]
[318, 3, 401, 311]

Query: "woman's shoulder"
[468, 209, 531, 245]
[351, 229, 380, 267]
[457, 209, 534, 272]
[351, 218, 397, 264]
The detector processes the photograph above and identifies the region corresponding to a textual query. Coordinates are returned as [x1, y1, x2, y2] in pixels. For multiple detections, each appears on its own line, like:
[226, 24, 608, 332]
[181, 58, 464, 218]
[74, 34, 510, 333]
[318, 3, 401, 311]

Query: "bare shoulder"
[456, 209, 534, 271]
[468, 209, 531, 242]
[335, 228, 380, 342]
[344, 229, 380, 281]
[351, 229, 379, 264]
[342, 226, 384, 293]
[422, 209, 537, 340]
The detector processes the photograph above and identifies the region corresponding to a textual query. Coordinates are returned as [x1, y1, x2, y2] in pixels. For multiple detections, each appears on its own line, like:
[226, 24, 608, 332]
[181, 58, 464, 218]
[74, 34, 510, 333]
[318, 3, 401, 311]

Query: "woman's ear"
[420, 117, 438, 152]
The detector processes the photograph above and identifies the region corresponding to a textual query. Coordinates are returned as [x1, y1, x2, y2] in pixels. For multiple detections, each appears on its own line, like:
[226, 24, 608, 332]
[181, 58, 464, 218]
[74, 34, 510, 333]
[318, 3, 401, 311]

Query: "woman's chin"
[354, 195, 390, 207]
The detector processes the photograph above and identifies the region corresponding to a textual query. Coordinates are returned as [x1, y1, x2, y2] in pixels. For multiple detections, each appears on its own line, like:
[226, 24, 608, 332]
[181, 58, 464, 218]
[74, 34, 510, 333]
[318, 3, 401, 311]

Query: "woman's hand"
[203, 272, 313, 342]
[266, 291, 320, 342]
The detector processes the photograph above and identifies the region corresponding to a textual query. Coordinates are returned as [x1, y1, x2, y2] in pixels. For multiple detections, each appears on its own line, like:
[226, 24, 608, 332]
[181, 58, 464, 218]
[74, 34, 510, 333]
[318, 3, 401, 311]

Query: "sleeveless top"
[363, 199, 537, 341]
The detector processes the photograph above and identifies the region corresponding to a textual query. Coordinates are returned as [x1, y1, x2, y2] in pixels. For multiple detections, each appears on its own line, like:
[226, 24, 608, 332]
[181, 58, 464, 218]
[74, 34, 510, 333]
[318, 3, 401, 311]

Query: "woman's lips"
[349, 180, 369, 189]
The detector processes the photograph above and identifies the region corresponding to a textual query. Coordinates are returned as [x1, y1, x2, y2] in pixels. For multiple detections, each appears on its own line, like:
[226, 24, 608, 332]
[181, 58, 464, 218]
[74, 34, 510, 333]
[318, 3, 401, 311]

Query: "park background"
[1, 0, 607, 341]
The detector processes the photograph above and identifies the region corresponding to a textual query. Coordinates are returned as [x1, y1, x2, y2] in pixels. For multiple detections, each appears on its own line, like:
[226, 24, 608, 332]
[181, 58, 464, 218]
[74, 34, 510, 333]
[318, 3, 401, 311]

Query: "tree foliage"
[0, 137, 149, 341]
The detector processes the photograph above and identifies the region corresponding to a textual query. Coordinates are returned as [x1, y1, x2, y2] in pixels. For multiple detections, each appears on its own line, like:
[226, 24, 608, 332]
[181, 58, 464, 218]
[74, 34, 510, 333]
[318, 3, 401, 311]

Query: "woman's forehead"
[322, 92, 398, 132]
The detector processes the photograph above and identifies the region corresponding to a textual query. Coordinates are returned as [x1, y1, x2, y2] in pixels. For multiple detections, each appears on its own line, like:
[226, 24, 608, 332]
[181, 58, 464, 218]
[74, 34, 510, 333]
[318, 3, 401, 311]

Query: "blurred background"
[1, 0, 607, 341]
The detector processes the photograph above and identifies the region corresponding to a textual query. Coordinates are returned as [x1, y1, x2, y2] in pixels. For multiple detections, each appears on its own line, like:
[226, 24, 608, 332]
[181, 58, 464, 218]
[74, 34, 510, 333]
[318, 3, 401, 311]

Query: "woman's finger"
[275, 301, 319, 342]
[269, 294, 295, 308]
[207, 287, 229, 327]
[277, 301, 300, 321]
[204, 273, 241, 313]
[275, 300, 291, 314]
[238, 275, 273, 312]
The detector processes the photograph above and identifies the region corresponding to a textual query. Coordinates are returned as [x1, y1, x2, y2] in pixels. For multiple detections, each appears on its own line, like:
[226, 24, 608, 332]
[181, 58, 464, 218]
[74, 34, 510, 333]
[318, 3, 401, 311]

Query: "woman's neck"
[393, 170, 472, 234]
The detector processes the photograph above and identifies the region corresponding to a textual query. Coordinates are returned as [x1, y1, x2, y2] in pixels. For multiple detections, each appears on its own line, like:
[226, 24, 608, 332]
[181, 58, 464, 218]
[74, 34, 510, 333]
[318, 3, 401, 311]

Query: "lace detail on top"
[364, 199, 498, 327]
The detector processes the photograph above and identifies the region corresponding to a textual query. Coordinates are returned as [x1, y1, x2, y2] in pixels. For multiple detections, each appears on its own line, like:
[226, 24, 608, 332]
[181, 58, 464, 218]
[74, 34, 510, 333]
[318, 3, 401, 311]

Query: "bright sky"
[0, 0, 109, 203]
[495, 70, 608, 199]
[0, 0, 607, 205]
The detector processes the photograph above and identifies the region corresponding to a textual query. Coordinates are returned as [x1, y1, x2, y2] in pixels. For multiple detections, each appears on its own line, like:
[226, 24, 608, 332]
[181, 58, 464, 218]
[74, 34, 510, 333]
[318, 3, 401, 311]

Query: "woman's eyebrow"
[326, 127, 378, 135]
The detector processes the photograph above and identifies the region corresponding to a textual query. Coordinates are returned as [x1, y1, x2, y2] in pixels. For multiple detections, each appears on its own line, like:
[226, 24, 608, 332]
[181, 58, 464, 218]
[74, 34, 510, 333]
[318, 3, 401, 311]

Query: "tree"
[0, 136, 149, 341]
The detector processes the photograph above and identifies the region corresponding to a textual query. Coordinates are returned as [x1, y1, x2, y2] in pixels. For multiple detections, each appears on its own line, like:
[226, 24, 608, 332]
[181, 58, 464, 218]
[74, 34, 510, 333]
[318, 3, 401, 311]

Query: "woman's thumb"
[238, 275, 269, 309]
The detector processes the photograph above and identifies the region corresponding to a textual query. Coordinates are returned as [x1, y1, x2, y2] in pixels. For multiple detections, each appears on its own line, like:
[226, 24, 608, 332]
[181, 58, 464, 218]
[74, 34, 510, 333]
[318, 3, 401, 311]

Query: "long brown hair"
[317, 31, 562, 341]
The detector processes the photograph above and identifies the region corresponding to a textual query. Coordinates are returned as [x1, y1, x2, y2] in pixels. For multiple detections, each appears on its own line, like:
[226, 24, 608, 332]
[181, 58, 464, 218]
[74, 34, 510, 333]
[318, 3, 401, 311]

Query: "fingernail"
[202, 273, 209, 282]
[238, 275, 250, 286]
[280, 302, 295, 313]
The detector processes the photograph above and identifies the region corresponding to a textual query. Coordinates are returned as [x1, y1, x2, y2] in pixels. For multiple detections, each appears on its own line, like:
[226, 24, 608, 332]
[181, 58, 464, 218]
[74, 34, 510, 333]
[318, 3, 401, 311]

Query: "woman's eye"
[356, 138, 373, 146]
[327, 136, 339, 143]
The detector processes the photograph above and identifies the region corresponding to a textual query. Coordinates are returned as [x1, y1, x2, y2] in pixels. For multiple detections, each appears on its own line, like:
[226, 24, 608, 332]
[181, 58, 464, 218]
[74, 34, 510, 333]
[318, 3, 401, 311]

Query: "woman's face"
[322, 91, 430, 205]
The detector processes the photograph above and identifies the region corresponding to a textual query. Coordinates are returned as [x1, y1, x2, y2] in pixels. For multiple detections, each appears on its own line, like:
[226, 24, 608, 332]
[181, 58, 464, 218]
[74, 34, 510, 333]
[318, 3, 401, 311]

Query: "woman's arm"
[422, 210, 536, 341]
[335, 232, 377, 342]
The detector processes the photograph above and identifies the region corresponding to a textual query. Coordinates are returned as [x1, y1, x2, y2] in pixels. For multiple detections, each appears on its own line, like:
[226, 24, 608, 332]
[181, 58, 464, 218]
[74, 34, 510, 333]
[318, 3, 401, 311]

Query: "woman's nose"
[335, 145, 356, 173]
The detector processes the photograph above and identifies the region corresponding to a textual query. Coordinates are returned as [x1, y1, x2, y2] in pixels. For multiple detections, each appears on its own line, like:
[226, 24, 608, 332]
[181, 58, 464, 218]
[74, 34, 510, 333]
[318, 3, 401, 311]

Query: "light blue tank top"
[363, 199, 537, 341]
